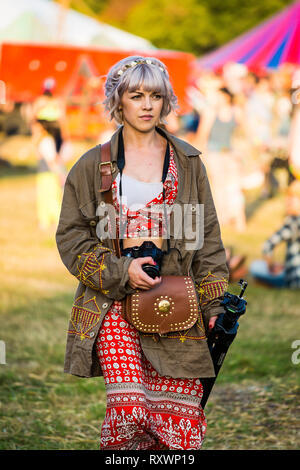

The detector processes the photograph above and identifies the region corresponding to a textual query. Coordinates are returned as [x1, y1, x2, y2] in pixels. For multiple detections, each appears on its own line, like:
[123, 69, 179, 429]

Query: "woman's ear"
[118, 107, 123, 122]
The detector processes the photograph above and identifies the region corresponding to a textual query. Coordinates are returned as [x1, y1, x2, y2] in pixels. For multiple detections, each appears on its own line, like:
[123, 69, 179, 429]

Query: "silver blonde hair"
[103, 56, 178, 124]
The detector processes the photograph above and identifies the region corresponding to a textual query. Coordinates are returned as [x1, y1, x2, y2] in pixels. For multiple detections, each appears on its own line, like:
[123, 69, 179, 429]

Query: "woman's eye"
[131, 95, 141, 99]
[153, 94, 162, 99]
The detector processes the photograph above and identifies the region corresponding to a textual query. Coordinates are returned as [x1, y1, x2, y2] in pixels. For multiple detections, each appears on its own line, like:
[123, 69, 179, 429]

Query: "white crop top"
[115, 173, 163, 210]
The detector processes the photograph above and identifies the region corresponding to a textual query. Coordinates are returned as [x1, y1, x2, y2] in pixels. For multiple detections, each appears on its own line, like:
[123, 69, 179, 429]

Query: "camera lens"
[142, 263, 160, 279]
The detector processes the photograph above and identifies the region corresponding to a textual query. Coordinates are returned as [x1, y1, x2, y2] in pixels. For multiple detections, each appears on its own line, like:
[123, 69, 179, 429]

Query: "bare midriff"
[122, 237, 163, 249]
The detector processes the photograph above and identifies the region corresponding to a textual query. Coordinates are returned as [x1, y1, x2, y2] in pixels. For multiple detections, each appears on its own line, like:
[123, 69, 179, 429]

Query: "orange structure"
[0, 42, 195, 138]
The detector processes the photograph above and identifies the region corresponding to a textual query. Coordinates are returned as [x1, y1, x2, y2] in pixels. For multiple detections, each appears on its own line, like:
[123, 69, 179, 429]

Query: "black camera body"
[121, 241, 164, 279]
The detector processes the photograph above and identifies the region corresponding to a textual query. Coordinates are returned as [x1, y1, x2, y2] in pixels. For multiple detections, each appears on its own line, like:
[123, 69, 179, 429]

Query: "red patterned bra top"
[111, 146, 178, 239]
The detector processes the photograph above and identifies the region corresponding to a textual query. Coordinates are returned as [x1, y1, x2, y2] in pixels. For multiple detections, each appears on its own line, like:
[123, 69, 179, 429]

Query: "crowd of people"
[171, 63, 298, 229]
[1, 61, 300, 289]
[173, 63, 300, 288]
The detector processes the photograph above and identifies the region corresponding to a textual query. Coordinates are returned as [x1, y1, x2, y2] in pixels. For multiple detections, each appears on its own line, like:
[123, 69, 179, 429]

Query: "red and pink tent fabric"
[196, 0, 300, 73]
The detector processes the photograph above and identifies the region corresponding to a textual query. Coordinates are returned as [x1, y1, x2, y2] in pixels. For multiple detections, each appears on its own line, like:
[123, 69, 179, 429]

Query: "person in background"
[250, 180, 300, 288]
[245, 75, 274, 150]
[263, 85, 293, 198]
[288, 87, 300, 181]
[32, 78, 66, 154]
[31, 119, 63, 231]
[179, 109, 200, 142]
[195, 86, 246, 232]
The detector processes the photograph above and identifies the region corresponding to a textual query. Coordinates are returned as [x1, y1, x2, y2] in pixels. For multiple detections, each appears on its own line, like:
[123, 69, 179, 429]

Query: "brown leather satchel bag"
[99, 141, 200, 336]
[123, 275, 199, 335]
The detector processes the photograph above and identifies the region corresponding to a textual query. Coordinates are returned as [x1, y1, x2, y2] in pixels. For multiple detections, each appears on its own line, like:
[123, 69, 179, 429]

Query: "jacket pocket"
[79, 199, 100, 238]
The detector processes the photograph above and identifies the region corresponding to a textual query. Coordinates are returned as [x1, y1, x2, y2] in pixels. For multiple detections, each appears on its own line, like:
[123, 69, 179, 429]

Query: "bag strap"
[98, 141, 121, 258]
[98, 141, 114, 200]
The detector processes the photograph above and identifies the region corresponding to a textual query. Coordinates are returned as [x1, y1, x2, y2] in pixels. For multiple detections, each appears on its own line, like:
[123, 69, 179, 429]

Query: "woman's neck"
[217, 105, 234, 122]
[122, 125, 163, 152]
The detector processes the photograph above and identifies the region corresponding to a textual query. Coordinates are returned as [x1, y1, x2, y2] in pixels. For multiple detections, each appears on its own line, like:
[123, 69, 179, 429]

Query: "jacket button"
[89, 331, 95, 338]
[102, 302, 108, 309]
[90, 220, 97, 226]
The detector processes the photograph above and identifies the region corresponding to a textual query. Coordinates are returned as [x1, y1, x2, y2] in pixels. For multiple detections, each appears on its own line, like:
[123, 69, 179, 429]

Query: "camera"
[121, 240, 164, 279]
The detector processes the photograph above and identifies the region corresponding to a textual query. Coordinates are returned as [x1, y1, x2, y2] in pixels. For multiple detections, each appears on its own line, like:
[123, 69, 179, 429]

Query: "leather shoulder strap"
[98, 141, 114, 197]
[98, 141, 121, 258]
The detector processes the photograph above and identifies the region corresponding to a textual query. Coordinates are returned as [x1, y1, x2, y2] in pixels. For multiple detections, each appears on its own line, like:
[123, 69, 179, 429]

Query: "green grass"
[0, 148, 299, 450]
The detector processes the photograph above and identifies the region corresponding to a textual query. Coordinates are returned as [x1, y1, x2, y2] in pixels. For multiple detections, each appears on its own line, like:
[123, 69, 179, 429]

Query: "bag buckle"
[99, 161, 116, 173]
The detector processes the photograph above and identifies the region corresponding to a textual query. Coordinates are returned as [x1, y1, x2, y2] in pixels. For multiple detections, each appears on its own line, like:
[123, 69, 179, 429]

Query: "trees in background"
[63, 0, 294, 55]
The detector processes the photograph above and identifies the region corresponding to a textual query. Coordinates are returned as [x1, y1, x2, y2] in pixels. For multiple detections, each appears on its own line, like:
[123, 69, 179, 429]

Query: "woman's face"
[217, 90, 231, 107]
[120, 86, 163, 132]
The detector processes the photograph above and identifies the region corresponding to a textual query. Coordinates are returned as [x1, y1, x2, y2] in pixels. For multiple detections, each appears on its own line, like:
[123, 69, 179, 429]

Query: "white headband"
[117, 59, 166, 76]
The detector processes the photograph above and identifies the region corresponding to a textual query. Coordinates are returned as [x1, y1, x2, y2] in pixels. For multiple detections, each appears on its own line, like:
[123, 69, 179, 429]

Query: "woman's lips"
[140, 115, 153, 120]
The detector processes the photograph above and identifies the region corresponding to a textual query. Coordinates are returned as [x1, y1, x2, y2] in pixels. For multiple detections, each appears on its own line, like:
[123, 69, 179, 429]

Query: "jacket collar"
[109, 125, 201, 163]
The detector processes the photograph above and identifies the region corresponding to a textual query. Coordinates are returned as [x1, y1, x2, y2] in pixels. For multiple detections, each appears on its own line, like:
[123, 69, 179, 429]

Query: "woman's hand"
[128, 257, 162, 290]
[208, 315, 218, 330]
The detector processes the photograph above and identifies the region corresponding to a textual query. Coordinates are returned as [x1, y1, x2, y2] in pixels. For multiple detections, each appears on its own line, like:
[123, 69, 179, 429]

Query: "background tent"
[0, 42, 195, 137]
[0, 42, 194, 106]
[0, 0, 154, 50]
[0, 0, 195, 138]
[195, 0, 300, 73]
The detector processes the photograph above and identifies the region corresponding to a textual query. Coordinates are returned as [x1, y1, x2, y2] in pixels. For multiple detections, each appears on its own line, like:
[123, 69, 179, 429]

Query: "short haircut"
[103, 56, 178, 124]
[219, 87, 234, 103]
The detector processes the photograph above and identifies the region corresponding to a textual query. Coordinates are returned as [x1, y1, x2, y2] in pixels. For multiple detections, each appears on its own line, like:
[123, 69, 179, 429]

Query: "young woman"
[56, 56, 229, 450]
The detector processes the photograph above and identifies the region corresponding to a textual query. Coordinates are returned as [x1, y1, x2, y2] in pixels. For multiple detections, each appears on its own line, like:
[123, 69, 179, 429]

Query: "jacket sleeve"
[55, 167, 136, 301]
[191, 158, 229, 325]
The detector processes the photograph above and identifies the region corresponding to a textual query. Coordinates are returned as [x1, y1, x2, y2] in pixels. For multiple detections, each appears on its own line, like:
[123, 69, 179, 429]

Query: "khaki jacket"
[56, 126, 229, 379]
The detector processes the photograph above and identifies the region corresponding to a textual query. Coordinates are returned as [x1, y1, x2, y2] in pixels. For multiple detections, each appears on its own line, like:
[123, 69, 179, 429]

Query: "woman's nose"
[142, 97, 153, 109]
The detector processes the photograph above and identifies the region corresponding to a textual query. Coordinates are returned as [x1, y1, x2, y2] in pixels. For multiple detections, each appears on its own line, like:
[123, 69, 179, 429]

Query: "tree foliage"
[122, 0, 294, 55]
[125, 0, 216, 53]
[199, 0, 295, 51]
[54, 0, 108, 17]
[64, 0, 295, 56]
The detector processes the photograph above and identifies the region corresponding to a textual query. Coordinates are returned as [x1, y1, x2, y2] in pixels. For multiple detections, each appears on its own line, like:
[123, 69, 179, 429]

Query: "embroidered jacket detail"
[68, 306, 101, 340]
[76, 244, 112, 293]
[196, 272, 228, 307]
[83, 296, 101, 312]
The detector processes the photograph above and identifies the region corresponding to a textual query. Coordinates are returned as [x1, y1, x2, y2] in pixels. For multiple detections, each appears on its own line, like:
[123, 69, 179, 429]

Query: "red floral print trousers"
[95, 301, 207, 450]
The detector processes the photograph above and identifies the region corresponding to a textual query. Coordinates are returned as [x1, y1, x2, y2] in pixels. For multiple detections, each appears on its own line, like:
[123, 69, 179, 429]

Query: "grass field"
[0, 136, 299, 450]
